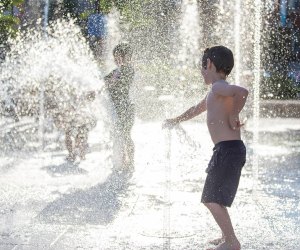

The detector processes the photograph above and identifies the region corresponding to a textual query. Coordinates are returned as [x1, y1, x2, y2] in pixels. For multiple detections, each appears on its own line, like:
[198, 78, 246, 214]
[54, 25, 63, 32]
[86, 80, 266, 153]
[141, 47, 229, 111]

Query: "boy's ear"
[207, 58, 213, 69]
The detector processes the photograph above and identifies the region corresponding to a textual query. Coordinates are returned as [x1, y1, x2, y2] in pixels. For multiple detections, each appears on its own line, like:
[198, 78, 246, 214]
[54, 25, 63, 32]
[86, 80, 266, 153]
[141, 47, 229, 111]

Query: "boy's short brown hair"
[113, 43, 132, 59]
[202, 46, 234, 76]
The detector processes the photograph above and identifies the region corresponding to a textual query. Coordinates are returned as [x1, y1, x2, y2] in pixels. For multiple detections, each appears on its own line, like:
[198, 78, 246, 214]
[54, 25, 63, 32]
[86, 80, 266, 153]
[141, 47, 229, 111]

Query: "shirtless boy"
[163, 46, 248, 250]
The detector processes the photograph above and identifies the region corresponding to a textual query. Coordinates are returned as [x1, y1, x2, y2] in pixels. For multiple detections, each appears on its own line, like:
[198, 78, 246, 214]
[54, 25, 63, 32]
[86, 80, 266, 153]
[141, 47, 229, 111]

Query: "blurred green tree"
[260, 74, 300, 100]
[0, 0, 24, 44]
[59, 0, 155, 28]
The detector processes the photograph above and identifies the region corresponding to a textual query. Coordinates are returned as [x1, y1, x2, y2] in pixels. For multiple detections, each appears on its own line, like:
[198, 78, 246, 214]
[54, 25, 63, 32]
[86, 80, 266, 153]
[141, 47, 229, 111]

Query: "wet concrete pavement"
[0, 118, 300, 249]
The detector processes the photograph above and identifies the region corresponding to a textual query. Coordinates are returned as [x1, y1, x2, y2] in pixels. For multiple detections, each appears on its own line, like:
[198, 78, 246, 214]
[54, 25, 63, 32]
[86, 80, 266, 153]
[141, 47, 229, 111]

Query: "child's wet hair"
[202, 46, 234, 76]
[113, 43, 132, 58]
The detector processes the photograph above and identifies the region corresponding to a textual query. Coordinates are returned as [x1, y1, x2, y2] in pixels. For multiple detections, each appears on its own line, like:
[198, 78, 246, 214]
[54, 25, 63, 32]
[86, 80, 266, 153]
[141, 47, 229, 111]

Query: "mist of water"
[234, 0, 241, 85]
[177, 0, 201, 68]
[253, 0, 262, 191]
[0, 19, 111, 153]
[104, 7, 123, 73]
[1, 1, 300, 249]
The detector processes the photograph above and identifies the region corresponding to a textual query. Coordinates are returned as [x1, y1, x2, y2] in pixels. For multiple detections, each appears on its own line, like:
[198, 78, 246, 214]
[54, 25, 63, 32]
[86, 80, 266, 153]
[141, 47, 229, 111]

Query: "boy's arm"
[163, 95, 207, 129]
[212, 82, 249, 129]
[104, 70, 120, 87]
[85, 91, 96, 101]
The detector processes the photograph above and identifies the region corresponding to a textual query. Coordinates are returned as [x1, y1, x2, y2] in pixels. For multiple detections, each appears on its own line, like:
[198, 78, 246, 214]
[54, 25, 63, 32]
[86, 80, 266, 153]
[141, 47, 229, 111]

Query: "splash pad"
[0, 1, 300, 249]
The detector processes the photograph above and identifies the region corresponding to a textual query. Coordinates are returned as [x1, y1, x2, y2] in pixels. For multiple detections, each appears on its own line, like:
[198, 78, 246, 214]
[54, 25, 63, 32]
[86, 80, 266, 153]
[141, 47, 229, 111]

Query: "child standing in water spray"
[163, 46, 248, 250]
[104, 43, 135, 171]
[46, 78, 97, 163]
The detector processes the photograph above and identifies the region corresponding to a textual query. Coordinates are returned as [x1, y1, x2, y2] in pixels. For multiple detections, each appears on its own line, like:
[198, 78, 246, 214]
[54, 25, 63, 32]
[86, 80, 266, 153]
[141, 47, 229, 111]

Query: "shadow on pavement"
[42, 162, 88, 177]
[37, 170, 132, 225]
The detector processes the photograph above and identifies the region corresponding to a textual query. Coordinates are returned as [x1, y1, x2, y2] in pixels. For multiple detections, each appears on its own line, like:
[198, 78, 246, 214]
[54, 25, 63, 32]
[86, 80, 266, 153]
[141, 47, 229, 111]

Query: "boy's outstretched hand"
[86, 91, 96, 101]
[162, 118, 178, 129]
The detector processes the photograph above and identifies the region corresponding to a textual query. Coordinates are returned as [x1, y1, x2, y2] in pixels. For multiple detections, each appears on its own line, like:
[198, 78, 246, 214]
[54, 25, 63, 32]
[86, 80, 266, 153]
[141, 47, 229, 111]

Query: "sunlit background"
[0, 0, 299, 249]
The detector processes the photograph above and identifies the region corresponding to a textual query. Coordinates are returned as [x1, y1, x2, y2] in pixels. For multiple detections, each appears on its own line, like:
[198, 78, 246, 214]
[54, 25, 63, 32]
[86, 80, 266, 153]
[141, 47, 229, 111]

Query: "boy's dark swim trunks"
[201, 140, 246, 207]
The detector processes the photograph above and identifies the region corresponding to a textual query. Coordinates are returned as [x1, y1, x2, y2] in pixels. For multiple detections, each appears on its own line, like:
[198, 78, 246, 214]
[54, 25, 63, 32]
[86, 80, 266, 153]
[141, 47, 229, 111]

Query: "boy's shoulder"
[120, 65, 134, 72]
[120, 65, 134, 77]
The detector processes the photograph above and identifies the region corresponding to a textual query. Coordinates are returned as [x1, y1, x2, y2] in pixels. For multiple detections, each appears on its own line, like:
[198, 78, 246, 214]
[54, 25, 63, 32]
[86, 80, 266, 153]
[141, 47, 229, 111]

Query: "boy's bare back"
[206, 80, 245, 145]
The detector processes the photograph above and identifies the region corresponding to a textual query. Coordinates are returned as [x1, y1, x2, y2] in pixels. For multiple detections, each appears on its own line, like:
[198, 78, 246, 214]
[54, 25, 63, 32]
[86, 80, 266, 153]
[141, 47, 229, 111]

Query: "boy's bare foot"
[66, 153, 75, 162]
[208, 237, 225, 245]
[79, 154, 86, 161]
[206, 240, 241, 250]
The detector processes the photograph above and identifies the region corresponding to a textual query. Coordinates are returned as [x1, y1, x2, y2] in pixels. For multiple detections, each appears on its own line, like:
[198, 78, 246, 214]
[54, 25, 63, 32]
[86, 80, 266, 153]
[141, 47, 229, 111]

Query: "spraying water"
[178, 0, 201, 67]
[39, 0, 50, 149]
[104, 7, 122, 73]
[253, 0, 262, 190]
[1, 2, 300, 249]
[234, 0, 241, 85]
[0, 19, 111, 153]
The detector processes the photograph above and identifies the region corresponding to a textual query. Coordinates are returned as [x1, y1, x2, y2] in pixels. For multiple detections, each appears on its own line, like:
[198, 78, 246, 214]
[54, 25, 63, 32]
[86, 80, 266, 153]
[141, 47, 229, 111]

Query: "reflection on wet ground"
[0, 118, 299, 249]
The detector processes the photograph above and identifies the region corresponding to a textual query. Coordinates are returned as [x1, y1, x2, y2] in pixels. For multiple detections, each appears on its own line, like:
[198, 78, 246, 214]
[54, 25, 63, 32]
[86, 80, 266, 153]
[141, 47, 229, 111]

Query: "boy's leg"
[204, 202, 240, 250]
[75, 127, 88, 160]
[112, 121, 125, 170]
[127, 137, 135, 167]
[123, 136, 134, 170]
[123, 110, 135, 170]
[65, 129, 75, 161]
[202, 142, 246, 249]
[119, 133, 127, 168]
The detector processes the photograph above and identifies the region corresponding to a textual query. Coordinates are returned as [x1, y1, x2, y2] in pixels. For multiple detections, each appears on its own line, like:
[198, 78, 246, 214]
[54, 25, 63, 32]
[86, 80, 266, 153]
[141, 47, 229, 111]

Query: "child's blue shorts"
[201, 140, 246, 207]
